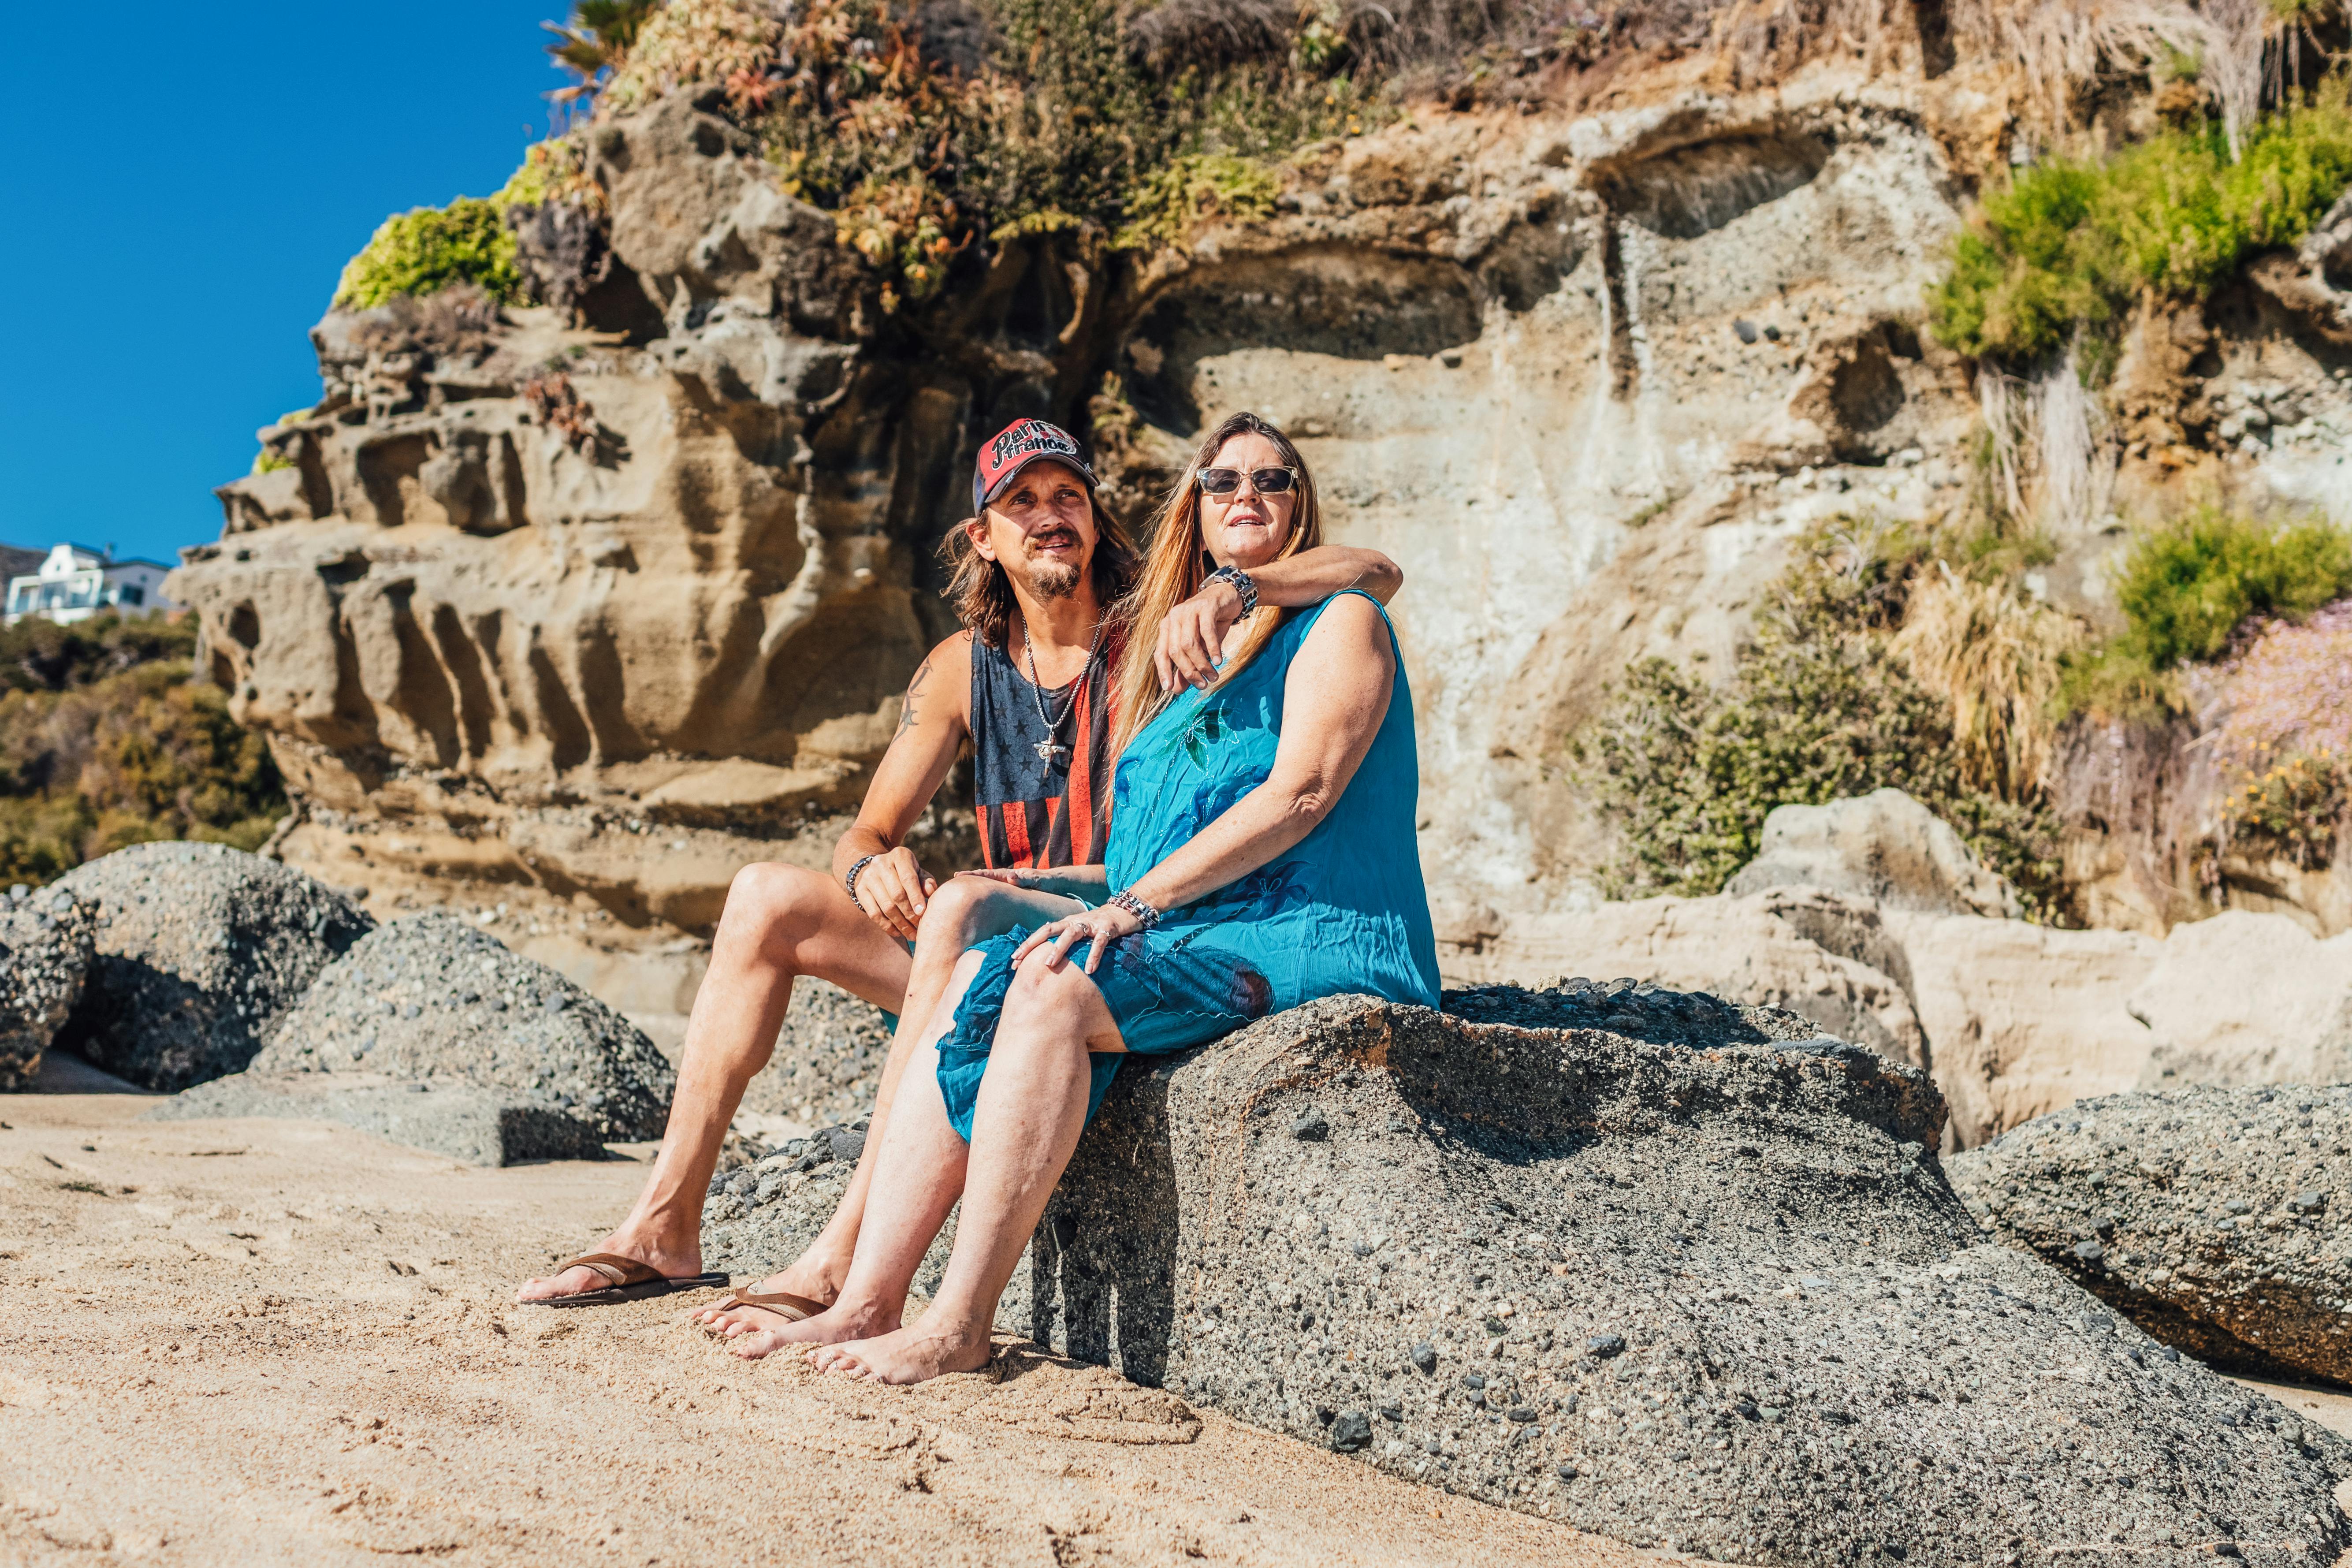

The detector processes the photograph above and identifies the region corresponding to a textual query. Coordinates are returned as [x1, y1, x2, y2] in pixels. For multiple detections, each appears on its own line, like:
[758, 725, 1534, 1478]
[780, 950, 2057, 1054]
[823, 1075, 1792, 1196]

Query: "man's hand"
[1155, 577, 1246, 693]
[852, 847, 936, 941]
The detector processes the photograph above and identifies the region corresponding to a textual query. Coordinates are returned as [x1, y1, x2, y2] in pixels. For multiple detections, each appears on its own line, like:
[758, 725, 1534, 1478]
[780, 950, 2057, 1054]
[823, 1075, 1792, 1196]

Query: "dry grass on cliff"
[1574, 523, 2073, 916]
[1890, 562, 2085, 802]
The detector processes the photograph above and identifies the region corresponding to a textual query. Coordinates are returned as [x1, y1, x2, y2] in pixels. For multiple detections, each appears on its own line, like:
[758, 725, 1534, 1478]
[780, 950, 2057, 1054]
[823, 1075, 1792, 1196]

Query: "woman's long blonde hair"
[1109, 411, 1325, 754]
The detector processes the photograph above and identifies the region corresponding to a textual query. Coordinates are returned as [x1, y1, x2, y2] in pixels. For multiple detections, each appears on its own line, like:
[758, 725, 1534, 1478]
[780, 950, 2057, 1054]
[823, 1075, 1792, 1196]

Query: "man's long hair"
[1108, 411, 1324, 756]
[937, 474, 1141, 651]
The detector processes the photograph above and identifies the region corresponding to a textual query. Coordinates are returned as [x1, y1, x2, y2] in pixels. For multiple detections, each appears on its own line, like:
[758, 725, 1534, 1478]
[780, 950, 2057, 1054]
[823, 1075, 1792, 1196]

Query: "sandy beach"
[1, 1065, 1670, 1568]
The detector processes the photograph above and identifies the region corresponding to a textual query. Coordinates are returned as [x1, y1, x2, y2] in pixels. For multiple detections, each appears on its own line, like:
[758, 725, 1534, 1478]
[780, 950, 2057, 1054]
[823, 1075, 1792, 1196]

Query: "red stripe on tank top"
[1065, 670, 1095, 864]
[1003, 800, 1035, 867]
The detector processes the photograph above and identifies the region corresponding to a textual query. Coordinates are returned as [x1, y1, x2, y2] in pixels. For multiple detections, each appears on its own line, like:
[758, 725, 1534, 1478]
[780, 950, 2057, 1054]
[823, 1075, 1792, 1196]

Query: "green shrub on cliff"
[335, 197, 525, 311]
[1113, 154, 1283, 250]
[1930, 84, 2352, 362]
[2058, 506, 2352, 717]
[1576, 525, 2069, 916]
[0, 615, 284, 887]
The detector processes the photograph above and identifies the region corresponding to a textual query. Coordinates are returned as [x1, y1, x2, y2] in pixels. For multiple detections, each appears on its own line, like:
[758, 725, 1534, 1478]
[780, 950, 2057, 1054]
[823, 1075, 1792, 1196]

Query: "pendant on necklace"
[1035, 740, 1070, 763]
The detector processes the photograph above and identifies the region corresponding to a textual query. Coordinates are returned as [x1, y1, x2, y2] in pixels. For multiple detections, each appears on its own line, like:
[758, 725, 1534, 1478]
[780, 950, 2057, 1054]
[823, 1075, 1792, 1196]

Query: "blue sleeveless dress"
[934, 590, 1440, 1140]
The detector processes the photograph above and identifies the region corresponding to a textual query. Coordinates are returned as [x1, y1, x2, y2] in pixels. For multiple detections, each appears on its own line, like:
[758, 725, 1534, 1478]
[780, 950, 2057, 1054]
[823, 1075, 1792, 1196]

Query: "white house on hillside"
[4, 544, 178, 627]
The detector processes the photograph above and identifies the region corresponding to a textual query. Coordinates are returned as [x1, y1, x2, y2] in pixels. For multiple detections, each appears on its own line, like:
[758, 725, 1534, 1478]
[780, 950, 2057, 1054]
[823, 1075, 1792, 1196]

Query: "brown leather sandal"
[713, 1285, 831, 1322]
[538, 1251, 730, 1308]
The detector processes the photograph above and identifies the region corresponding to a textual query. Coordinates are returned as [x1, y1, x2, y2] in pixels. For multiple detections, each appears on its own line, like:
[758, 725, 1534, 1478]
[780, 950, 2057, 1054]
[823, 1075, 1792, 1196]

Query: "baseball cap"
[973, 418, 1098, 514]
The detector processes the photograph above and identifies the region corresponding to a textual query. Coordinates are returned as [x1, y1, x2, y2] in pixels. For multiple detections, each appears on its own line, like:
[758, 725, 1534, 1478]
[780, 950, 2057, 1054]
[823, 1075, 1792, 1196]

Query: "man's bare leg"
[515, 863, 908, 1303]
[810, 949, 1116, 1383]
[697, 876, 1083, 1336]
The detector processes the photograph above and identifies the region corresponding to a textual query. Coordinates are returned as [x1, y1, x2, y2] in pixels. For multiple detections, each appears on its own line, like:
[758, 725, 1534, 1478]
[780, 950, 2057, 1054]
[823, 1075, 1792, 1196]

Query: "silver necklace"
[1022, 619, 1106, 764]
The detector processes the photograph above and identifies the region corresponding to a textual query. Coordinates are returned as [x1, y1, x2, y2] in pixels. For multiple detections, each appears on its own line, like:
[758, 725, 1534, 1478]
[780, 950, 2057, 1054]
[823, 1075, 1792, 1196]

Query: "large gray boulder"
[1004, 986, 2348, 1565]
[1725, 787, 2025, 918]
[1949, 1085, 2352, 1386]
[150, 912, 674, 1164]
[54, 842, 374, 1090]
[0, 886, 97, 1089]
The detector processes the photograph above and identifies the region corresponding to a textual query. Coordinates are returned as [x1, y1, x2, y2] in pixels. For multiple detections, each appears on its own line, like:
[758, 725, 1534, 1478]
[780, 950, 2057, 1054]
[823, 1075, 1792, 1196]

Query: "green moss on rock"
[334, 196, 524, 311]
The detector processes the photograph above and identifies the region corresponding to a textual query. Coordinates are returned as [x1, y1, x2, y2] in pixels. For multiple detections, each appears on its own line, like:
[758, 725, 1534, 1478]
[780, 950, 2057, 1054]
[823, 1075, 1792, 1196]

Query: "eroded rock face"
[1950, 1087, 2352, 1387]
[1015, 990, 2351, 1564]
[53, 843, 375, 1091]
[0, 887, 96, 1090]
[171, 75, 1998, 946]
[1441, 871, 2161, 1149]
[1725, 787, 2025, 918]
[2132, 912, 2352, 1089]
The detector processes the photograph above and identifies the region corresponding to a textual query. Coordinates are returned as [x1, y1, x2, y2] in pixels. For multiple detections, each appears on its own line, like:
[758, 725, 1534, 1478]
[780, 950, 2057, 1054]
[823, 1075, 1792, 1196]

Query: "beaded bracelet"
[844, 853, 880, 913]
[1106, 889, 1162, 929]
[1204, 565, 1259, 617]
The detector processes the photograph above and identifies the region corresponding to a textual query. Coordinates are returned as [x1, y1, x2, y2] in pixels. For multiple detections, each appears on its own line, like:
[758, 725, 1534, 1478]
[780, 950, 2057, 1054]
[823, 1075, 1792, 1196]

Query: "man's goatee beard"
[1032, 562, 1082, 600]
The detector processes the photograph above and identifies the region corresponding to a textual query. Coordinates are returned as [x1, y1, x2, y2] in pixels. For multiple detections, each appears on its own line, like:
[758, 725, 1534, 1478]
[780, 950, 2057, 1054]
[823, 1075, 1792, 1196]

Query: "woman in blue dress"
[731, 412, 1439, 1382]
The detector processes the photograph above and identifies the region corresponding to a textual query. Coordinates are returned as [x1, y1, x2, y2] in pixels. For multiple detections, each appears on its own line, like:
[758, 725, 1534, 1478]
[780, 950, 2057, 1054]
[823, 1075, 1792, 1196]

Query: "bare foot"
[808, 1319, 991, 1384]
[515, 1229, 700, 1304]
[688, 1253, 847, 1330]
[729, 1298, 901, 1361]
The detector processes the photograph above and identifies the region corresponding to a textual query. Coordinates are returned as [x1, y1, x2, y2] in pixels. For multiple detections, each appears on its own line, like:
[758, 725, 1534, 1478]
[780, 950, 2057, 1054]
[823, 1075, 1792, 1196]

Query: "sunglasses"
[1197, 466, 1299, 497]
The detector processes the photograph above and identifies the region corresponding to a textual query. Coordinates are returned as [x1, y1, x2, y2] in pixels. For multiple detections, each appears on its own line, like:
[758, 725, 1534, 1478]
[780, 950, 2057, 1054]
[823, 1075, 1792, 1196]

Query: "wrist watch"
[1203, 565, 1258, 616]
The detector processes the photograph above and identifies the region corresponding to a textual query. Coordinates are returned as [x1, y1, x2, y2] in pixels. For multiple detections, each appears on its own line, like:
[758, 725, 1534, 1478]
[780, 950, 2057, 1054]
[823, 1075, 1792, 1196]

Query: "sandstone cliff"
[170, 3, 2352, 1020]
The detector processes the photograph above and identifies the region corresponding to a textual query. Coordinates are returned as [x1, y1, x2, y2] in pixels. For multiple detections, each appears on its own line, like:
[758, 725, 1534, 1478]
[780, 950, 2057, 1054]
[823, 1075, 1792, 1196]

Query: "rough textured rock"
[1001, 987, 2351, 1564]
[737, 979, 894, 1127]
[52, 842, 375, 1091]
[0, 886, 96, 1090]
[1444, 870, 2161, 1148]
[1441, 886, 1929, 1071]
[2131, 911, 2352, 1089]
[150, 912, 676, 1165]
[1950, 1086, 2352, 1388]
[1724, 788, 2025, 918]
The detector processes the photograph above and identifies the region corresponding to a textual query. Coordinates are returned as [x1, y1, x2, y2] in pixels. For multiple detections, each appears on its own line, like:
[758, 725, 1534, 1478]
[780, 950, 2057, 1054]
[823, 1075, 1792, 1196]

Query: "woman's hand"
[1155, 577, 1246, 693]
[1010, 903, 1143, 975]
[852, 847, 936, 941]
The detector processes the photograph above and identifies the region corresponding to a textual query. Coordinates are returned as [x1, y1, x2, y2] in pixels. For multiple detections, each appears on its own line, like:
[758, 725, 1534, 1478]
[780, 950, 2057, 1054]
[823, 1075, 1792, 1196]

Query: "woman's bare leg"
[726, 952, 994, 1358]
[516, 863, 908, 1303]
[815, 950, 1121, 1384]
[697, 879, 1082, 1335]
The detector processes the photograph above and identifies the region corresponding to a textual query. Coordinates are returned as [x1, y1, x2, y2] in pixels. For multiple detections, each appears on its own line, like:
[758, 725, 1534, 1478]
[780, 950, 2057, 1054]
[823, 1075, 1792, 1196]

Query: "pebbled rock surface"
[1949, 1085, 2352, 1387]
[0, 886, 97, 1089]
[1012, 984, 2352, 1566]
[53, 842, 374, 1091]
[738, 980, 894, 1127]
[150, 912, 676, 1160]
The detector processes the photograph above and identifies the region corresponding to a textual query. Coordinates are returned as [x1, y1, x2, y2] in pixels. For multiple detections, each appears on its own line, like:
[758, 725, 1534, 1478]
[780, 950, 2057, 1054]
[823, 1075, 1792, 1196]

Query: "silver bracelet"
[1106, 889, 1161, 929]
[845, 853, 880, 912]
[1204, 565, 1258, 616]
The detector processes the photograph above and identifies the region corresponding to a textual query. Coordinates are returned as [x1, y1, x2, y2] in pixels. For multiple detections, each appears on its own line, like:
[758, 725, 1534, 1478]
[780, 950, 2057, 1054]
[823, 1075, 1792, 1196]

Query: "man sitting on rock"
[516, 417, 1400, 1311]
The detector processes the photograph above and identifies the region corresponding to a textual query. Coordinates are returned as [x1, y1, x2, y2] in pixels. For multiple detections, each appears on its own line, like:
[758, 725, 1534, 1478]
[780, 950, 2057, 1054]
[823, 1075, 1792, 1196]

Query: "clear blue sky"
[0, 3, 571, 568]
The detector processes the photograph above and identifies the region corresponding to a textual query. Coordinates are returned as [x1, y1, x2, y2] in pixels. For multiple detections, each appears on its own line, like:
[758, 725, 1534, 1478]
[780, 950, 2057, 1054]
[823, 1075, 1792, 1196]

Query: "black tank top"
[969, 633, 1116, 869]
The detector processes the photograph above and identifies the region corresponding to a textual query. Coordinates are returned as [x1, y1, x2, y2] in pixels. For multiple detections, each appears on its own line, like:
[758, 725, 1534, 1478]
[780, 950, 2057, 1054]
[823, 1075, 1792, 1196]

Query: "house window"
[117, 585, 144, 607]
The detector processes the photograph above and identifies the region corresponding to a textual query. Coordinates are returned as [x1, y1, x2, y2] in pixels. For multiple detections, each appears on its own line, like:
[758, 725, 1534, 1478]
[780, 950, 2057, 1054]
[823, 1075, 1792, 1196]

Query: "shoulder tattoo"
[896, 656, 933, 737]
